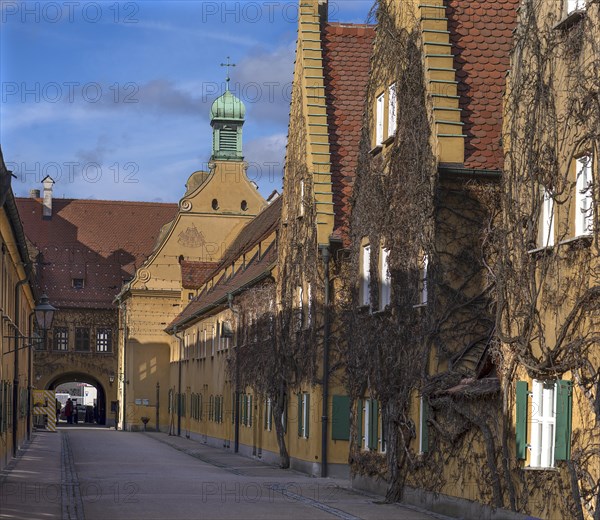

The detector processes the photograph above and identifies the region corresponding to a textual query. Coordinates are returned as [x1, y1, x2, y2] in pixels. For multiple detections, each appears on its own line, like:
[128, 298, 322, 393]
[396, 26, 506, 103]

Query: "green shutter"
[264, 400, 269, 430]
[305, 394, 310, 438]
[369, 399, 378, 450]
[555, 380, 573, 461]
[357, 399, 363, 447]
[249, 395, 253, 426]
[243, 395, 248, 426]
[421, 398, 430, 453]
[297, 393, 302, 437]
[331, 395, 351, 440]
[515, 381, 528, 459]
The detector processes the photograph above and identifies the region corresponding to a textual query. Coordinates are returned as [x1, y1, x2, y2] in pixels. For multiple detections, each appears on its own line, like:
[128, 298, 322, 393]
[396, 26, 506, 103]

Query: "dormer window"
[72, 278, 84, 289]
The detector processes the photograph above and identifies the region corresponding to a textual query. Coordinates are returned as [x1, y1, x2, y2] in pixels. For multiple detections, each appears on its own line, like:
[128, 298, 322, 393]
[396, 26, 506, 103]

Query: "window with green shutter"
[515, 379, 572, 467]
[419, 396, 430, 454]
[357, 398, 363, 448]
[368, 399, 378, 451]
[331, 395, 350, 441]
[297, 393, 303, 437]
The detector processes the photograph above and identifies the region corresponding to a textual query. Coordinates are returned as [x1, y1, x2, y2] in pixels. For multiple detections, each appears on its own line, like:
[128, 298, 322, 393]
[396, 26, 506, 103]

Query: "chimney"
[30, 189, 40, 198]
[42, 176, 55, 218]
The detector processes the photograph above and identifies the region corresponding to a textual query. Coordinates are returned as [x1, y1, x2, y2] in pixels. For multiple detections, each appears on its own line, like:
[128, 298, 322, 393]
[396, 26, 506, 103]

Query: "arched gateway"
[46, 372, 107, 425]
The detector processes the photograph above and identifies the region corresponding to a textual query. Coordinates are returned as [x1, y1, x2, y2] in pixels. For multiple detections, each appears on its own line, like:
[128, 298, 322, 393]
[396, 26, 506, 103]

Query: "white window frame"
[575, 154, 593, 237]
[529, 380, 557, 469]
[211, 325, 215, 357]
[362, 399, 370, 451]
[378, 408, 386, 454]
[266, 398, 272, 431]
[306, 283, 312, 328]
[540, 188, 555, 247]
[376, 93, 385, 146]
[299, 180, 305, 217]
[418, 254, 429, 306]
[301, 393, 309, 439]
[387, 83, 397, 139]
[361, 244, 371, 307]
[379, 247, 391, 310]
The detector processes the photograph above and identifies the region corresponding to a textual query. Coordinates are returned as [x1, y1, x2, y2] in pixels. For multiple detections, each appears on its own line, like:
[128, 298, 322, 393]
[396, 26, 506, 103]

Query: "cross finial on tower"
[220, 57, 236, 89]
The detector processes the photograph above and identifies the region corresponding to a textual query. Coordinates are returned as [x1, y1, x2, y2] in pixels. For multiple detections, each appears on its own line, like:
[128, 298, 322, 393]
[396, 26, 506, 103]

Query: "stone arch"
[46, 372, 107, 425]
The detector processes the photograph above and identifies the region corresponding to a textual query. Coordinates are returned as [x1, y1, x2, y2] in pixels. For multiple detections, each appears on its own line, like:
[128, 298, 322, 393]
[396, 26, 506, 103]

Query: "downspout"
[227, 293, 240, 454]
[320, 245, 330, 477]
[26, 310, 34, 440]
[173, 326, 183, 436]
[117, 297, 128, 431]
[13, 269, 31, 457]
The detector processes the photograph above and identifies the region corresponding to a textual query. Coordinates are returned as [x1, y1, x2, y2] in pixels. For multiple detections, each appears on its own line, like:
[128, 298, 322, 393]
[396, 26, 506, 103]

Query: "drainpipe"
[13, 270, 31, 457]
[320, 245, 331, 477]
[173, 326, 183, 436]
[120, 300, 128, 431]
[26, 310, 34, 441]
[227, 293, 240, 453]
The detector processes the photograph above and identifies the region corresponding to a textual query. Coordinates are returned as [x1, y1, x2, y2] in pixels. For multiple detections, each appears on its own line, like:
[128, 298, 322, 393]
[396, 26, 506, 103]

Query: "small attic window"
[212, 199, 219, 210]
[188, 292, 194, 301]
[241, 200, 248, 211]
[72, 278, 85, 289]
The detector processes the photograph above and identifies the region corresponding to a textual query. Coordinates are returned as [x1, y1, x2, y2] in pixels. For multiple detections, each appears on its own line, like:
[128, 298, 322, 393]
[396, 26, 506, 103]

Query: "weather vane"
[220, 57, 236, 86]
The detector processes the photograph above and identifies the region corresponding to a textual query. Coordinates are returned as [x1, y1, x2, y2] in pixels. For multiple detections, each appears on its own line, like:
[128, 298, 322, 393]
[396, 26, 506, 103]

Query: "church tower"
[210, 65, 245, 161]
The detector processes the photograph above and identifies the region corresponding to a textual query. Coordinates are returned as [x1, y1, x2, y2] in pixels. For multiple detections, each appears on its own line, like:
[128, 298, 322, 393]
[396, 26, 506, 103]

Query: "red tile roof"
[180, 261, 218, 290]
[447, 0, 518, 170]
[322, 23, 375, 243]
[15, 197, 177, 309]
[167, 198, 281, 330]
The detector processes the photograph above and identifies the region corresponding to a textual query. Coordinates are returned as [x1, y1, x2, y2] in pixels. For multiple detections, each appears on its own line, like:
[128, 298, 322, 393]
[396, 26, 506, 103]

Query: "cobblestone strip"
[61, 431, 85, 520]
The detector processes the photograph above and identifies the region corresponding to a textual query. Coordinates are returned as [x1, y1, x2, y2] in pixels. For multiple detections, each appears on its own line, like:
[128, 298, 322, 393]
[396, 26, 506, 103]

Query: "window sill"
[522, 465, 559, 472]
[382, 135, 395, 146]
[413, 303, 428, 309]
[553, 9, 585, 31]
[527, 245, 554, 255]
[559, 234, 592, 248]
[369, 145, 382, 156]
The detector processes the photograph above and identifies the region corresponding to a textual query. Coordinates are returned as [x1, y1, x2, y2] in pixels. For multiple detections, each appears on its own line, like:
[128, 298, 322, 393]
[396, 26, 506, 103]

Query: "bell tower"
[210, 58, 245, 161]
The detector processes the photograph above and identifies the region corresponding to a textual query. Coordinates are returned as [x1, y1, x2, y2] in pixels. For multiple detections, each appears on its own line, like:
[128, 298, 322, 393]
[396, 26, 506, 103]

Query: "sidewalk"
[0, 430, 62, 520]
[143, 431, 450, 520]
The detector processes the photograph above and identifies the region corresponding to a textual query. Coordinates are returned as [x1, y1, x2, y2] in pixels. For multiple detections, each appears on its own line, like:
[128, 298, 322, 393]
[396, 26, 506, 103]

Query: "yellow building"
[499, 0, 600, 518]
[0, 148, 35, 470]
[162, 0, 374, 478]
[117, 80, 267, 431]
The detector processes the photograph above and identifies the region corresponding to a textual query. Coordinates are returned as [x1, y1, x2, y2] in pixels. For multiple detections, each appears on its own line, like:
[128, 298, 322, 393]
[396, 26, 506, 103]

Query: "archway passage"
[47, 372, 107, 425]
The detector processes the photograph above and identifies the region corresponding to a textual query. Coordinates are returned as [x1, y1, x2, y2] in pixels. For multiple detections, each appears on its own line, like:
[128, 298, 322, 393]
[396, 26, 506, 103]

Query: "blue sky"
[1, 0, 372, 202]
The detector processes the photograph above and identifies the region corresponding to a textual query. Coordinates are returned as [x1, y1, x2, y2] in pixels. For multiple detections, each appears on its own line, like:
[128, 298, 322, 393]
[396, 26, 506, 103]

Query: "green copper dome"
[210, 89, 245, 121]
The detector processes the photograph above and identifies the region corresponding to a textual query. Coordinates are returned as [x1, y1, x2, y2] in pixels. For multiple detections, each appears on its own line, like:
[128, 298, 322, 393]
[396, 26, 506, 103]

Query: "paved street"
[0, 428, 443, 520]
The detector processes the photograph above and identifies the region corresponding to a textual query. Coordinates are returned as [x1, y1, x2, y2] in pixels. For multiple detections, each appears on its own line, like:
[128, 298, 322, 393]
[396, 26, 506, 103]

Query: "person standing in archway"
[65, 398, 73, 424]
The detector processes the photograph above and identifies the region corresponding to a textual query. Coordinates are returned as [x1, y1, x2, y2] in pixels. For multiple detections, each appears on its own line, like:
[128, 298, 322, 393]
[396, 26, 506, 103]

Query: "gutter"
[165, 263, 276, 333]
[319, 245, 331, 478]
[438, 165, 502, 179]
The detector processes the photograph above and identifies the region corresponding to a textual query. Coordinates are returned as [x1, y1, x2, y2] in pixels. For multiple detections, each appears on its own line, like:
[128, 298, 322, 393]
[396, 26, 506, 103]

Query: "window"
[295, 286, 304, 331]
[265, 398, 272, 431]
[297, 392, 310, 438]
[211, 325, 215, 356]
[53, 327, 68, 351]
[418, 254, 429, 306]
[209, 395, 214, 421]
[306, 284, 312, 328]
[379, 248, 391, 310]
[575, 154, 593, 236]
[567, 0, 585, 14]
[299, 180, 305, 218]
[72, 278, 84, 289]
[75, 328, 90, 351]
[360, 243, 371, 307]
[376, 93, 385, 146]
[357, 398, 379, 451]
[540, 188, 555, 247]
[96, 328, 112, 353]
[242, 394, 253, 427]
[388, 83, 397, 139]
[516, 380, 572, 468]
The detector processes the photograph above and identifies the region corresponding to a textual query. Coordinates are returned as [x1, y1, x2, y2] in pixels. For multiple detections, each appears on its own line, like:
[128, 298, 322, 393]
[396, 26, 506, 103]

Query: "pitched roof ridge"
[15, 196, 178, 207]
[325, 22, 375, 30]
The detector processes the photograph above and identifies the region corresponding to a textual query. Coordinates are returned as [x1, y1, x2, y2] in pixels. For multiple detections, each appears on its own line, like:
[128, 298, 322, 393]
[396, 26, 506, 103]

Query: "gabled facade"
[499, 1, 599, 517]
[116, 84, 267, 431]
[16, 187, 177, 426]
[0, 149, 35, 469]
[343, 0, 523, 516]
